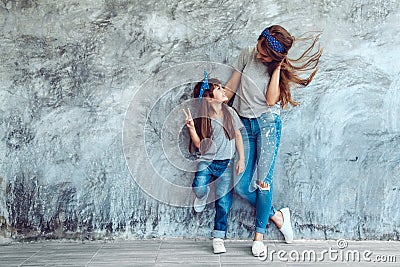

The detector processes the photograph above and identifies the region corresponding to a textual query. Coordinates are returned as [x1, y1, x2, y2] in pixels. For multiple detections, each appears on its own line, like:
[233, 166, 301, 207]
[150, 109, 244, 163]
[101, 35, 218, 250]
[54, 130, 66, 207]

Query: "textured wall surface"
[0, 0, 399, 241]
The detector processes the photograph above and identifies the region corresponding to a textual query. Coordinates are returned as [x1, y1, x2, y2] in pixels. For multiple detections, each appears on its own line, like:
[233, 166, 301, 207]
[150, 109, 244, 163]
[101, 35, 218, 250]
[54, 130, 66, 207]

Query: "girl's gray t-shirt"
[201, 107, 243, 161]
[232, 46, 281, 118]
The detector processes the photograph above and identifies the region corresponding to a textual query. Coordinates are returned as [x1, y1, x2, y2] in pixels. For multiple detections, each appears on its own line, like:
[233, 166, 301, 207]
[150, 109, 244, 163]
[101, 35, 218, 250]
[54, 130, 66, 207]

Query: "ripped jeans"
[234, 112, 282, 234]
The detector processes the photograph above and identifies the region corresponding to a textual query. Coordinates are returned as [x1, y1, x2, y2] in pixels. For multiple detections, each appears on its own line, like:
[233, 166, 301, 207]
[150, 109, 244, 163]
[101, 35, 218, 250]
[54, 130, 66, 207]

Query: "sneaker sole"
[193, 187, 210, 212]
[280, 208, 293, 243]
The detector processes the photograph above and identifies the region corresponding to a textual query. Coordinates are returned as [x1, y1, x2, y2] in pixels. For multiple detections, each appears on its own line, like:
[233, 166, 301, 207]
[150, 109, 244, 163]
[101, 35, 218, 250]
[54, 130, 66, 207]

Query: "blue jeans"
[192, 159, 233, 239]
[234, 113, 282, 234]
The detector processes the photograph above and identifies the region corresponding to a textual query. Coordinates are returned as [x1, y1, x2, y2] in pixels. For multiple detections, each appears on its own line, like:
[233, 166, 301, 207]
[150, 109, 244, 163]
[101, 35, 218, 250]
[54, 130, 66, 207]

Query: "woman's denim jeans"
[234, 113, 282, 234]
[192, 159, 233, 239]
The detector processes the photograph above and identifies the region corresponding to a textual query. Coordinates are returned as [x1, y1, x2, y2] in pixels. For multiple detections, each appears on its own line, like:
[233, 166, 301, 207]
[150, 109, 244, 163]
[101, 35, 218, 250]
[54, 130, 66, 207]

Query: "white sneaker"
[278, 208, 293, 243]
[252, 240, 266, 257]
[213, 238, 226, 254]
[193, 186, 210, 212]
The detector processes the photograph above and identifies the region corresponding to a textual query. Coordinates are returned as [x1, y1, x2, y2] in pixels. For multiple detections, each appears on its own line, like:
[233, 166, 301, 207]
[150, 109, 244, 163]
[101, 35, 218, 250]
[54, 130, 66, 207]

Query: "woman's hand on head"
[276, 60, 283, 70]
[182, 108, 195, 129]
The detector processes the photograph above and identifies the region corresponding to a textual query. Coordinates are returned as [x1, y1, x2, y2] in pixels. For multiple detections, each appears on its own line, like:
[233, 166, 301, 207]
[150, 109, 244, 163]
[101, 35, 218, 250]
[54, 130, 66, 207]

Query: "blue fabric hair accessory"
[261, 28, 285, 53]
[198, 70, 209, 102]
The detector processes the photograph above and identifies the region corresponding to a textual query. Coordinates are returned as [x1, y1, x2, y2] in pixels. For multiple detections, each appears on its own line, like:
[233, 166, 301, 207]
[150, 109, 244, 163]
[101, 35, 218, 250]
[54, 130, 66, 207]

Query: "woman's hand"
[236, 158, 245, 175]
[182, 108, 195, 129]
[276, 61, 283, 70]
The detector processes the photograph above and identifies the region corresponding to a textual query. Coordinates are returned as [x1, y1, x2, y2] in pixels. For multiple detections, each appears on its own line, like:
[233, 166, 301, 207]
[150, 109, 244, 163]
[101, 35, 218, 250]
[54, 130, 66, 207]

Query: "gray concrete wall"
[0, 0, 399, 241]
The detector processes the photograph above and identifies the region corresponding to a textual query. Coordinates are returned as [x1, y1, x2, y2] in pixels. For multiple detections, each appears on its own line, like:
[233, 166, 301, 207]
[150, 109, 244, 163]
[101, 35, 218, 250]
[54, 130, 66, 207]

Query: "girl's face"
[211, 84, 228, 103]
[256, 40, 273, 63]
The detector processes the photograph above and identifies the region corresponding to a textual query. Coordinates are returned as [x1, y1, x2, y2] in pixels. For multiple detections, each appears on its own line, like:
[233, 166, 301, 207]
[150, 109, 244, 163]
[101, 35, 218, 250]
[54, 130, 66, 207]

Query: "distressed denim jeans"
[192, 159, 233, 239]
[234, 112, 282, 234]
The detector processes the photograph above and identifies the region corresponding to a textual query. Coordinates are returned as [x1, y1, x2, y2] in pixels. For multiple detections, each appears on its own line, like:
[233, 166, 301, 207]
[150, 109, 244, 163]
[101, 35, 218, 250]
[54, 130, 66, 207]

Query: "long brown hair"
[258, 25, 322, 108]
[189, 78, 235, 154]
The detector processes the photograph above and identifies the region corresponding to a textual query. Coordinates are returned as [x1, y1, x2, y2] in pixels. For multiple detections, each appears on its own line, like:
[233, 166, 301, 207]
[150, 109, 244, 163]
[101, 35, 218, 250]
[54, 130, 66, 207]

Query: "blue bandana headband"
[261, 28, 285, 53]
[198, 70, 209, 102]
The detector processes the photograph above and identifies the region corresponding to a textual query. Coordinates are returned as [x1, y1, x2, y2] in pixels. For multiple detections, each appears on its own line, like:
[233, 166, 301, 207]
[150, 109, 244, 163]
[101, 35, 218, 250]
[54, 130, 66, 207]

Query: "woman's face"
[211, 84, 228, 103]
[256, 40, 273, 63]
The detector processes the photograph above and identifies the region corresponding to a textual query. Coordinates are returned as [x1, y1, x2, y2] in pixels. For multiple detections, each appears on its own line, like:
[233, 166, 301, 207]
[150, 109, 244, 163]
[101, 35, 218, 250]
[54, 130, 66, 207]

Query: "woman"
[225, 25, 322, 256]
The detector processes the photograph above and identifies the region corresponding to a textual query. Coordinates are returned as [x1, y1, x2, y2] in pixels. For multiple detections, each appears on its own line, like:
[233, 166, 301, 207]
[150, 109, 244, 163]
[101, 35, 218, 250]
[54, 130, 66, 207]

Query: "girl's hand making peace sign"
[182, 108, 195, 130]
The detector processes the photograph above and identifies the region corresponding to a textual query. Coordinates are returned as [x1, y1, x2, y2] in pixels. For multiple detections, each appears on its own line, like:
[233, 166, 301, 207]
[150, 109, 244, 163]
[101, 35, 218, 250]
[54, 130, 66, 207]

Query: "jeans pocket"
[258, 112, 274, 126]
[196, 161, 210, 173]
[259, 113, 281, 131]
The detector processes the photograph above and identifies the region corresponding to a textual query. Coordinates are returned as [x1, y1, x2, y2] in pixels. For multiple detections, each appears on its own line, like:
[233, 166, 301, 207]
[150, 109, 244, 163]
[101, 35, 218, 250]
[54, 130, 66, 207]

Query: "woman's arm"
[224, 70, 242, 102]
[235, 129, 245, 175]
[266, 64, 281, 106]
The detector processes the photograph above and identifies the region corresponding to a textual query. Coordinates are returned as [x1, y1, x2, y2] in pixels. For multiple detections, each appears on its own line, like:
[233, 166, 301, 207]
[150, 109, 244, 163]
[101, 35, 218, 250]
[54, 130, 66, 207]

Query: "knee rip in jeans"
[257, 181, 270, 191]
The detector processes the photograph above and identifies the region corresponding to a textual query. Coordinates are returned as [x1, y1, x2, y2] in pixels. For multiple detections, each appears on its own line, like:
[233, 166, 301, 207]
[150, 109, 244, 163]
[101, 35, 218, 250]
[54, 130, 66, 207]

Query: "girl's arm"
[266, 64, 281, 106]
[188, 127, 200, 149]
[182, 108, 201, 148]
[225, 70, 242, 102]
[235, 129, 245, 175]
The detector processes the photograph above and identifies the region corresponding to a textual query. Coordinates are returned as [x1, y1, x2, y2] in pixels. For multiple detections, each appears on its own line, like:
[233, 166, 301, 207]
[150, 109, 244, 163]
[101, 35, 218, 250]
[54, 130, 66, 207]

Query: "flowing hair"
[189, 78, 235, 154]
[258, 25, 322, 107]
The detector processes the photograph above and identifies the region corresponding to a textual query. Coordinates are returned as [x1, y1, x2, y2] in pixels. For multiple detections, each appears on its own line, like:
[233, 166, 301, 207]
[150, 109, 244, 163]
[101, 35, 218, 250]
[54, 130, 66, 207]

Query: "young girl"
[182, 70, 244, 254]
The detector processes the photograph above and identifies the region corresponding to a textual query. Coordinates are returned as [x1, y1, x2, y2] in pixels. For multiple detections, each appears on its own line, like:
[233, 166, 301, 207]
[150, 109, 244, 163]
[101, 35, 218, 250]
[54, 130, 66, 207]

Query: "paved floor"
[0, 239, 399, 266]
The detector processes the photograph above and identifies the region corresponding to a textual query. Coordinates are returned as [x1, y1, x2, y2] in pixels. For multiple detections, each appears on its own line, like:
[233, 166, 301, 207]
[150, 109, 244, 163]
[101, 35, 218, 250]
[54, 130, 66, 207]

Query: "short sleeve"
[233, 47, 251, 72]
[228, 107, 243, 131]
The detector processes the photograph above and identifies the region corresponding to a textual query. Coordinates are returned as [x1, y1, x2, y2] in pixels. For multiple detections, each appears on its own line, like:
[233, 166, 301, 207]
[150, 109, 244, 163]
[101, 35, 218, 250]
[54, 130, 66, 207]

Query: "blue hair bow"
[261, 28, 285, 53]
[198, 70, 209, 102]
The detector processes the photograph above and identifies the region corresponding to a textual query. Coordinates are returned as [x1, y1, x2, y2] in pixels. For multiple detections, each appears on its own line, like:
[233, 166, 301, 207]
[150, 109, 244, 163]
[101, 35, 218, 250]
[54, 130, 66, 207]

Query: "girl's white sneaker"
[252, 240, 266, 257]
[213, 238, 226, 254]
[193, 186, 210, 212]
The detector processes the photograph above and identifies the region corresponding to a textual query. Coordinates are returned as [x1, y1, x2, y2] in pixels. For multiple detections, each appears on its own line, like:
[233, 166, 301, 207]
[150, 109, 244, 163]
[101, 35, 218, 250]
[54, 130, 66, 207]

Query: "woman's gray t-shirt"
[201, 107, 243, 161]
[232, 46, 281, 118]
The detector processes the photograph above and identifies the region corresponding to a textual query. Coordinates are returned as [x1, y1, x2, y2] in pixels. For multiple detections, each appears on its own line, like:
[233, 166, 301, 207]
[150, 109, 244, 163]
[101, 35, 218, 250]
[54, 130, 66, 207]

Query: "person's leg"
[192, 161, 213, 206]
[234, 117, 257, 206]
[270, 209, 283, 228]
[259, 115, 289, 237]
[212, 160, 233, 240]
[253, 113, 282, 244]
